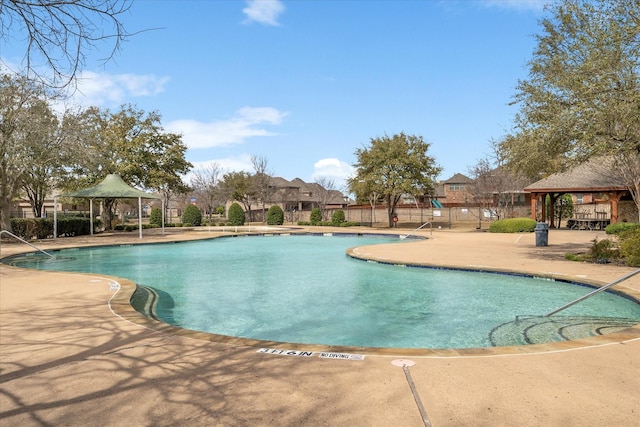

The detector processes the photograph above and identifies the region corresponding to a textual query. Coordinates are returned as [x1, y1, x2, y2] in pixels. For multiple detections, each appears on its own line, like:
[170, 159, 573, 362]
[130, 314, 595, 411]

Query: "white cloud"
[185, 156, 254, 182]
[480, 0, 551, 11]
[166, 107, 288, 149]
[312, 158, 354, 190]
[242, 0, 285, 26]
[70, 71, 169, 106]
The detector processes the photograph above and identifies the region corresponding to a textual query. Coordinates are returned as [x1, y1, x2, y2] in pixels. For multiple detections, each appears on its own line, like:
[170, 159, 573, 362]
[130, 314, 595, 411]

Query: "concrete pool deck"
[1, 227, 639, 426]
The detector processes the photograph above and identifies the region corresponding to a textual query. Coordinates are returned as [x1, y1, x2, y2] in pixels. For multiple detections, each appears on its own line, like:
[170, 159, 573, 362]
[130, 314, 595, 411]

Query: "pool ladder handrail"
[0, 230, 55, 258]
[545, 269, 640, 316]
[400, 221, 433, 239]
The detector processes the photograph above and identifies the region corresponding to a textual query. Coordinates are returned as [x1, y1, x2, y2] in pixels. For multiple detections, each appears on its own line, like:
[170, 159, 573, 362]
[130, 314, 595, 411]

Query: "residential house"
[434, 173, 474, 207]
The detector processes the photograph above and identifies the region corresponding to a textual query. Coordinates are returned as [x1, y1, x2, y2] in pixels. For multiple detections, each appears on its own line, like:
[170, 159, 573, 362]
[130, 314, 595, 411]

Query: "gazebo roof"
[524, 158, 627, 193]
[63, 174, 160, 199]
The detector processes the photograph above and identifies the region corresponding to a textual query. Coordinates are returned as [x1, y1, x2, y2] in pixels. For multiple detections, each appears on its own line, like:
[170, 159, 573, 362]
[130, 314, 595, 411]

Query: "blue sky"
[3, 0, 552, 191]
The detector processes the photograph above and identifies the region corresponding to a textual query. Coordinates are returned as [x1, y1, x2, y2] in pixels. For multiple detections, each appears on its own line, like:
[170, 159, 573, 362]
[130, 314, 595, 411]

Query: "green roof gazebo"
[57, 174, 162, 239]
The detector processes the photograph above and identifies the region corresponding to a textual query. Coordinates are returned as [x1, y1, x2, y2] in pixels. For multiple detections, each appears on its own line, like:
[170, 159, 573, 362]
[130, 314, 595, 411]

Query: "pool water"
[5, 234, 640, 349]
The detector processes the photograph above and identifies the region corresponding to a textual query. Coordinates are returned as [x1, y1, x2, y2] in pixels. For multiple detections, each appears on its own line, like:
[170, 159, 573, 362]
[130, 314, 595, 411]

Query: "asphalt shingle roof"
[524, 158, 626, 192]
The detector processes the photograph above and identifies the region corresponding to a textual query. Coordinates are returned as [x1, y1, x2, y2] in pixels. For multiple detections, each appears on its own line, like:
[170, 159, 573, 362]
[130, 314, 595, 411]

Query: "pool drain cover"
[391, 359, 416, 367]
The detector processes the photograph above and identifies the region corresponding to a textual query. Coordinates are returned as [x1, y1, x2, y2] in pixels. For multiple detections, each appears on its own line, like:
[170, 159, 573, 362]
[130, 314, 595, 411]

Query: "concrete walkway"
[1, 227, 639, 426]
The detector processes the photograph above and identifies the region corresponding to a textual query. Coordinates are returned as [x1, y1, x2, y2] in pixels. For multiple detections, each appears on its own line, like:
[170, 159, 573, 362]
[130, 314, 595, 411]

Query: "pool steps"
[489, 315, 638, 346]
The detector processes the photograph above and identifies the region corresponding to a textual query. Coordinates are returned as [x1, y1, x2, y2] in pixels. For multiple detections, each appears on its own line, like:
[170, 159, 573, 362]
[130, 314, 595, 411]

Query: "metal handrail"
[400, 221, 433, 239]
[545, 269, 640, 316]
[0, 230, 55, 258]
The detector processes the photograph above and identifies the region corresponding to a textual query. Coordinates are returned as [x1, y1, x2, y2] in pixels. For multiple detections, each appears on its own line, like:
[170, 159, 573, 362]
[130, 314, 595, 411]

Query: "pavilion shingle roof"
[524, 158, 626, 192]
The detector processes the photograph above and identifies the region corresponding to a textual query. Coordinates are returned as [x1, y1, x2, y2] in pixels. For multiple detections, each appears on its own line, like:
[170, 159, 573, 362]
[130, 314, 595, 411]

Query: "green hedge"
[310, 208, 322, 225]
[619, 228, 640, 267]
[10, 217, 97, 239]
[489, 218, 537, 233]
[266, 205, 284, 225]
[228, 202, 245, 226]
[182, 204, 202, 226]
[150, 207, 163, 226]
[605, 222, 640, 235]
[113, 223, 156, 231]
[331, 209, 345, 225]
[297, 220, 360, 227]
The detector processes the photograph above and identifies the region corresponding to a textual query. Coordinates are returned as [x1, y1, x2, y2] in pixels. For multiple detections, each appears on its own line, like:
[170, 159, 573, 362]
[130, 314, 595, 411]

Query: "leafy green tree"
[221, 171, 257, 222]
[227, 202, 245, 226]
[498, 0, 640, 219]
[182, 204, 202, 226]
[63, 104, 192, 229]
[348, 133, 441, 227]
[266, 205, 284, 225]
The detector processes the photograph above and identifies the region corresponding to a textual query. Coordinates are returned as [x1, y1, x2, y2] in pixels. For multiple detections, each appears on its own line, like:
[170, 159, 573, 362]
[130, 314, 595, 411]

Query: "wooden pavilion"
[524, 158, 634, 229]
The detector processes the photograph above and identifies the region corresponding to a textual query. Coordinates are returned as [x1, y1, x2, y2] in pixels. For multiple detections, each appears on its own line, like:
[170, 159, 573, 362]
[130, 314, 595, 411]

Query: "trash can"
[535, 222, 549, 247]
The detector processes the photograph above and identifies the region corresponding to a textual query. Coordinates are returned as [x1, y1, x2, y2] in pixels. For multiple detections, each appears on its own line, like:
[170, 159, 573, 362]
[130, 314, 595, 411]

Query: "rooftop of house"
[442, 173, 473, 184]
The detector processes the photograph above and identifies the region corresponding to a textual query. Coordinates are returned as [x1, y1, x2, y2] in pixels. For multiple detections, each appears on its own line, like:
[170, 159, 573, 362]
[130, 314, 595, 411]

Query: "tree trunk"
[0, 197, 13, 232]
[103, 198, 117, 230]
[386, 195, 401, 228]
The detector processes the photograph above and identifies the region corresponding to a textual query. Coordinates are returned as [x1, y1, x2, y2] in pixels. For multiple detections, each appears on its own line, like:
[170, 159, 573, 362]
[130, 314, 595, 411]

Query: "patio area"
[1, 227, 639, 426]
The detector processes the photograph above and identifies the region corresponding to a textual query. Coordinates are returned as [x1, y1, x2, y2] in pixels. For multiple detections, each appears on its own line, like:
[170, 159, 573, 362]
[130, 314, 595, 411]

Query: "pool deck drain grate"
[393, 360, 432, 427]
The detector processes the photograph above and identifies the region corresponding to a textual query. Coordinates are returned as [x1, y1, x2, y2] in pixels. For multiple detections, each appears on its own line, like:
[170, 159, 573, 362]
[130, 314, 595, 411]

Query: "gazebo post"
[53, 197, 57, 239]
[90, 199, 94, 236]
[162, 199, 165, 235]
[138, 197, 143, 239]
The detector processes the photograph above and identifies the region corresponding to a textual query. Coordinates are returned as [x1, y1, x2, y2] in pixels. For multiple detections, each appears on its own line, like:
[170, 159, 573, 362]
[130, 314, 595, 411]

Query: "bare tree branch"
[1, 0, 132, 90]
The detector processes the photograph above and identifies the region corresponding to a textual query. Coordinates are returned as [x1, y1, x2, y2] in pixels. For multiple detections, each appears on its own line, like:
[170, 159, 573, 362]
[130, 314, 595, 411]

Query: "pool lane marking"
[393, 359, 432, 427]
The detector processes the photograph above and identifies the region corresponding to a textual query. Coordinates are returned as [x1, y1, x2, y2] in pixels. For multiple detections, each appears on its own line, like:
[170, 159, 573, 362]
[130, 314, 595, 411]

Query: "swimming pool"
[5, 233, 640, 349]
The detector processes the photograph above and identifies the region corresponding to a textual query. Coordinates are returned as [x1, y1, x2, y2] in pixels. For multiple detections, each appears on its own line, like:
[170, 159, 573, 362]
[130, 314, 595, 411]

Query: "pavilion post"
[162, 199, 165, 235]
[138, 197, 143, 239]
[53, 197, 58, 239]
[90, 199, 94, 236]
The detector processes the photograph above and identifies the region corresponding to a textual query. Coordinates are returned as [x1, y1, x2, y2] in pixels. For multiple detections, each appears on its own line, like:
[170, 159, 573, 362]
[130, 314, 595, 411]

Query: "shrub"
[310, 208, 322, 225]
[149, 207, 163, 226]
[605, 222, 640, 235]
[618, 228, 640, 267]
[228, 202, 245, 226]
[331, 209, 345, 226]
[266, 205, 284, 225]
[489, 218, 537, 233]
[10, 217, 94, 239]
[589, 238, 620, 263]
[182, 204, 202, 226]
[10, 218, 51, 239]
